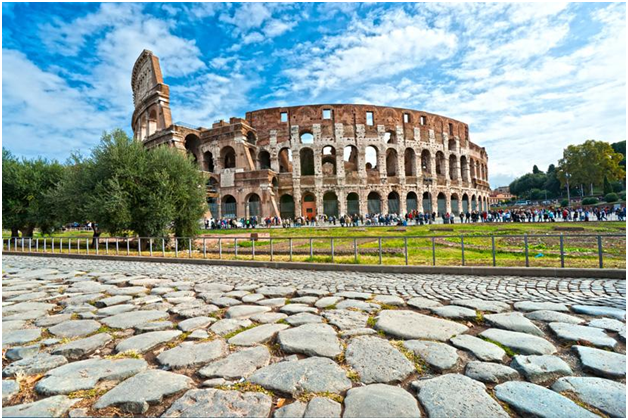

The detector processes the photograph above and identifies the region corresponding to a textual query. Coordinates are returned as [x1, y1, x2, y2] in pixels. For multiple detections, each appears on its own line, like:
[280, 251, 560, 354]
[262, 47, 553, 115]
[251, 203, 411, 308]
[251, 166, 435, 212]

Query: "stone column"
[431, 191, 438, 217]
[443, 156, 450, 184]
[446, 194, 452, 215]
[339, 188, 347, 216]
[381, 191, 389, 215]
[293, 189, 302, 218]
[400, 192, 407, 215]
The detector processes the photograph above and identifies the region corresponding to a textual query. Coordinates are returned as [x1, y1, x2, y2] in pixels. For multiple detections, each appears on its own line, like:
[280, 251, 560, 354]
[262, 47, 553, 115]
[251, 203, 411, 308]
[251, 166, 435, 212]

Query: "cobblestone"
[1, 255, 625, 417]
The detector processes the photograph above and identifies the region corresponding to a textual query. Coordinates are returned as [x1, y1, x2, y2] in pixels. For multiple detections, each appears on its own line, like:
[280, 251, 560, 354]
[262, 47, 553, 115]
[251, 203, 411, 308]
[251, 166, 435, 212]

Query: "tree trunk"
[21, 226, 35, 238]
[91, 226, 101, 249]
[11, 227, 20, 238]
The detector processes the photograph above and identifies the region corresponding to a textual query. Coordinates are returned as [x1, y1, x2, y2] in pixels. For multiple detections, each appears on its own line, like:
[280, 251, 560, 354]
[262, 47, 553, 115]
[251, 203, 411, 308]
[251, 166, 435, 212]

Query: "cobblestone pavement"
[2, 255, 626, 418]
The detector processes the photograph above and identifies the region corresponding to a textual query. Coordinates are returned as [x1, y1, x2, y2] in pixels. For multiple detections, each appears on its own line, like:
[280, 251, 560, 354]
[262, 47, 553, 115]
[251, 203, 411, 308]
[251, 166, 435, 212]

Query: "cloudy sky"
[2, 2, 626, 187]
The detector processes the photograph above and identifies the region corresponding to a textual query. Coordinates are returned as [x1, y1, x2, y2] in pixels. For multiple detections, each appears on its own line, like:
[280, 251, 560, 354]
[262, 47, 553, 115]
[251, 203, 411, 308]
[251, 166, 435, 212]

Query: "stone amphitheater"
[131, 50, 491, 220]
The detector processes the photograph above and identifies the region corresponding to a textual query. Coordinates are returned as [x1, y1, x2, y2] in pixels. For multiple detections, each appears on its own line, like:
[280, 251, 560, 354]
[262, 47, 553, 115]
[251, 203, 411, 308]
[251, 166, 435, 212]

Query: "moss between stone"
[105, 350, 142, 359]
[223, 323, 260, 340]
[215, 382, 274, 396]
[296, 391, 344, 404]
[480, 337, 517, 357]
[391, 340, 427, 374]
[366, 316, 377, 328]
[68, 388, 107, 399]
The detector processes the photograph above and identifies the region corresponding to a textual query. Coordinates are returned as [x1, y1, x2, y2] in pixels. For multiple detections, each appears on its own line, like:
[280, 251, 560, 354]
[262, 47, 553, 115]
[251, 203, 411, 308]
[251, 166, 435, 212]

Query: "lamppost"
[565, 173, 571, 205]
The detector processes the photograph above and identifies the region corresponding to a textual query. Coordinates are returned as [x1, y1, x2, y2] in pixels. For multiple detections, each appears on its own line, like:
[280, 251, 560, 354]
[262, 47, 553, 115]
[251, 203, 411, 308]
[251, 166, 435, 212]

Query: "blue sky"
[2, 2, 626, 187]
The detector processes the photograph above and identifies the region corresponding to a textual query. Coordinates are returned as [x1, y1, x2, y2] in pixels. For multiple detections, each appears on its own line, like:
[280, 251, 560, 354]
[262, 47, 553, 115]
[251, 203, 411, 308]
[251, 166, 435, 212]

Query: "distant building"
[489, 187, 515, 206]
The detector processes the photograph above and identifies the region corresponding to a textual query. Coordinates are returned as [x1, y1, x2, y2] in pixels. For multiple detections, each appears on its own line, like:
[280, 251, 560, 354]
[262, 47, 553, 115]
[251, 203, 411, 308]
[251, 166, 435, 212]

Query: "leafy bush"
[604, 193, 619, 203]
[581, 197, 599, 205]
[621, 192, 626, 201]
[560, 199, 569, 207]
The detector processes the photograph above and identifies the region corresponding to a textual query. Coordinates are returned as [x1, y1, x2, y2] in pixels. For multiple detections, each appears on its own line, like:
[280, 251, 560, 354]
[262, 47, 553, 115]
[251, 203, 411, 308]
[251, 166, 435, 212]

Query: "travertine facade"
[132, 50, 491, 220]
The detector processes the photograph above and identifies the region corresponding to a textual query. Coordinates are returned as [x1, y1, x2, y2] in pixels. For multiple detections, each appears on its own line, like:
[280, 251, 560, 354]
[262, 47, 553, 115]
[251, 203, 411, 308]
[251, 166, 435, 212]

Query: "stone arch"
[381, 107, 398, 125]
[448, 137, 456, 152]
[470, 158, 476, 179]
[422, 192, 432, 213]
[460, 156, 469, 181]
[406, 191, 418, 212]
[300, 148, 315, 176]
[451, 193, 460, 214]
[386, 148, 398, 176]
[206, 177, 219, 193]
[435, 151, 446, 176]
[221, 195, 237, 218]
[449, 154, 458, 180]
[471, 194, 478, 211]
[279, 194, 295, 219]
[322, 146, 337, 176]
[246, 193, 261, 218]
[346, 192, 360, 216]
[384, 130, 396, 144]
[221, 146, 236, 169]
[258, 150, 271, 170]
[278, 147, 292, 173]
[421, 150, 431, 175]
[365, 146, 378, 171]
[203, 151, 214, 172]
[323, 191, 339, 217]
[148, 109, 158, 137]
[302, 192, 317, 219]
[462, 193, 469, 213]
[404, 148, 416, 176]
[388, 191, 400, 214]
[185, 134, 201, 165]
[367, 191, 381, 214]
[246, 131, 257, 145]
[437, 192, 447, 216]
[344, 145, 359, 174]
[300, 132, 314, 144]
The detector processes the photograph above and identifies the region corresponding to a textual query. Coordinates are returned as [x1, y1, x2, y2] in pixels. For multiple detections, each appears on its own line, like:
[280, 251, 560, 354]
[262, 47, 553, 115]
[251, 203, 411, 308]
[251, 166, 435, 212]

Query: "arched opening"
[422, 192, 432, 213]
[451, 193, 460, 215]
[300, 132, 314, 144]
[300, 148, 315, 176]
[470, 158, 476, 179]
[367, 191, 381, 214]
[343, 145, 359, 175]
[271, 176, 279, 189]
[385, 149, 398, 177]
[406, 192, 418, 212]
[207, 197, 218, 217]
[279, 194, 295, 219]
[185, 134, 201, 165]
[206, 177, 218, 193]
[347, 192, 360, 215]
[462, 193, 469, 213]
[435, 151, 446, 176]
[278, 148, 292, 173]
[448, 138, 456, 152]
[421, 150, 431, 175]
[140, 115, 147, 140]
[258, 151, 271, 170]
[221, 146, 236, 169]
[384, 131, 396, 144]
[204, 151, 214, 172]
[449, 154, 458, 180]
[247, 193, 261, 218]
[148, 110, 157, 137]
[323, 191, 339, 217]
[471, 194, 477, 211]
[460, 156, 469, 182]
[221, 195, 237, 218]
[302, 192, 317, 218]
[437, 192, 447, 216]
[246, 131, 257, 145]
[388, 191, 400, 214]
[321, 146, 337, 176]
[404, 148, 416, 176]
[365, 146, 378, 174]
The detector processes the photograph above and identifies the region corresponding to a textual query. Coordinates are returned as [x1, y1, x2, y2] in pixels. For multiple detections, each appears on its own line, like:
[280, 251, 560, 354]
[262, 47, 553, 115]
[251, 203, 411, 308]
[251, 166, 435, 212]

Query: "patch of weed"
[481, 337, 517, 357]
[223, 324, 259, 340]
[366, 316, 377, 328]
[105, 350, 142, 359]
[216, 382, 274, 396]
[296, 391, 344, 404]
[391, 340, 427, 374]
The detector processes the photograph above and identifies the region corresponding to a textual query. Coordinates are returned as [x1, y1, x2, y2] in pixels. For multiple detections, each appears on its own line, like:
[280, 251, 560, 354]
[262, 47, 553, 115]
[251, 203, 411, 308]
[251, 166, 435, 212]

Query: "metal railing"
[2, 234, 625, 269]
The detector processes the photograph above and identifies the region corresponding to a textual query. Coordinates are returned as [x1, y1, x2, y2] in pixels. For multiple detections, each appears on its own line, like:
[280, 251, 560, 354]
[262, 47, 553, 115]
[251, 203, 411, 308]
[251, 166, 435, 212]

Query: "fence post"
[150, 238, 153, 257]
[378, 237, 382, 265]
[29, 238, 33, 252]
[252, 238, 255, 260]
[106, 238, 109, 255]
[354, 238, 358, 263]
[95, 238, 98, 255]
[219, 238, 222, 259]
[115, 238, 119, 255]
[270, 239, 274, 262]
[188, 238, 192, 258]
[21, 238, 25, 252]
[126, 238, 130, 256]
[597, 235, 603, 268]
[432, 237, 436, 266]
[309, 238, 313, 259]
[85, 238, 88, 255]
[331, 238, 334, 263]
[15, 237, 18, 251]
[524, 234, 529, 267]
[44, 238, 48, 253]
[162, 238, 166, 257]
[203, 238, 207, 259]
[69, 238, 71, 253]
[559, 235, 565, 268]
[234, 238, 238, 258]
[491, 236, 496, 267]
[404, 237, 408, 265]
[461, 236, 465, 266]
[175, 238, 178, 258]
[289, 238, 293, 261]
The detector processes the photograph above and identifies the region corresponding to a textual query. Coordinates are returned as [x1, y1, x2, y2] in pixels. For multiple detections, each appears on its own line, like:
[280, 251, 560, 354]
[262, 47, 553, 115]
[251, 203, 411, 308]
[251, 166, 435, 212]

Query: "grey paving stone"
[336, 299, 380, 312]
[35, 358, 148, 395]
[177, 316, 214, 332]
[479, 328, 557, 355]
[228, 324, 289, 346]
[432, 305, 477, 320]
[194, 283, 234, 293]
[95, 295, 132, 308]
[280, 303, 318, 315]
[525, 310, 585, 324]
[134, 321, 174, 333]
[303, 397, 341, 417]
[552, 376, 626, 418]
[587, 317, 625, 332]
[291, 296, 319, 304]
[2, 328, 41, 347]
[5, 344, 40, 361]
[48, 320, 101, 338]
[249, 312, 288, 324]
[257, 298, 287, 308]
[51, 333, 112, 360]
[115, 330, 182, 354]
[416, 373, 508, 417]
[274, 401, 307, 418]
[3, 309, 49, 321]
[549, 322, 617, 348]
[340, 328, 377, 338]
[2, 379, 20, 404]
[314, 296, 342, 308]
[571, 305, 626, 320]
[511, 355, 572, 384]
[157, 340, 227, 369]
[210, 318, 253, 335]
[2, 320, 27, 333]
[96, 304, 136, 316]
[241, 293, 265, 303]
[451, 298, 510, 313]
[2, 302, 55, 316]
[346, 336, 415, 384]
[404, 340, 459, 372]
[375, 310, 468, 341]
[322, 309, 368, 330]
[208, 296, 242, 308]
[249, 357, 352, 397]
[2, 395, 79, 418]
[225, 305, 271, 319]
[485, 312, 544, 336]
[256, 286, 296, 297]
[494, 381, 598, 418]
[199, 346, 270, 380]
[163, 388, 272, 417]
[373, 294, 405, 306]
[285, 312, 323, 326]
[101, 310, 168, 329]
[3, 353, 68, 377]
[277, 323, 342, 358]
[342, 383, 421, 418]
[573, 345, 626, 378]
[94, 369, 193, 414]
[296, 289, 329, 297]
[34, 314, 73, 327]
[465, 361, 520, 384]
[450, 334, 505, 362]
[335, 291, 372, 300]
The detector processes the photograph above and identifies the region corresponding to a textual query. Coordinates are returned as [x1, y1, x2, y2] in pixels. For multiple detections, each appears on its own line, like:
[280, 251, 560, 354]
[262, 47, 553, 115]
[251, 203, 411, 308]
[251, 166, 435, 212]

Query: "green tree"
[532, 165, 542, 174]
[603, 176, 612, 195]
[52, 130, 206, 239]
[2, 149, 65, 237]
[557, 140, 625, 193]
[611, 140, 626, 168]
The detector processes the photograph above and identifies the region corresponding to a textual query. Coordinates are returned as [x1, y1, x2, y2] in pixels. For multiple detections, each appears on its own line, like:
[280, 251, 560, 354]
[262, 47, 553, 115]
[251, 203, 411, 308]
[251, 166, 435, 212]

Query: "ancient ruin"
[131, 50, 491, 220]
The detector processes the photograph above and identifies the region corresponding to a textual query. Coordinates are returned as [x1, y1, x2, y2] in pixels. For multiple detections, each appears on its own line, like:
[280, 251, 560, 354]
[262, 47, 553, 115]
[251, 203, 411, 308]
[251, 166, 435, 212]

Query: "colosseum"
[131, 50, 491, 221]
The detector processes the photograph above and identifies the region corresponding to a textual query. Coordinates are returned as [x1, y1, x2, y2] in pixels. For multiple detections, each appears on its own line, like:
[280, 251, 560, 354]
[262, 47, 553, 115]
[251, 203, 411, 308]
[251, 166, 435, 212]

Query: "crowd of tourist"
[203, 205, 626, 230]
